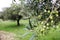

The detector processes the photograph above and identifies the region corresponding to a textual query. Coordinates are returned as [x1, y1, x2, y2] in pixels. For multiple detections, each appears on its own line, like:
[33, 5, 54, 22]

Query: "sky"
[0, 0, 20, 12]
[0, 0, 12, 11]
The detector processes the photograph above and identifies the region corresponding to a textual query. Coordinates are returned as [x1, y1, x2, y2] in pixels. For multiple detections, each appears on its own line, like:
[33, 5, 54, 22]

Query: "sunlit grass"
[0, 20, 33, 40]
[0, 19, 60, 40]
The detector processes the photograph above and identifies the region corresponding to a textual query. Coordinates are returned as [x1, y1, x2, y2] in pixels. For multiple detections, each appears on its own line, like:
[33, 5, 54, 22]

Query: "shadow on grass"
[0, 23, 25, 32]
[6, 24, 25, 28]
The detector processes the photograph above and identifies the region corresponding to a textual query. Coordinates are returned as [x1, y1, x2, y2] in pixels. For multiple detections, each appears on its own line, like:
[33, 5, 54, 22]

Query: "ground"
[0, 31, 15, 40]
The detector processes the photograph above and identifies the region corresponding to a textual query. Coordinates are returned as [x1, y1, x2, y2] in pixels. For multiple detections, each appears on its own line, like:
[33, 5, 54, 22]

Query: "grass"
[0, 19, 60, 40]
[39, 28, 60, 40]
[0, 20, 33, 40]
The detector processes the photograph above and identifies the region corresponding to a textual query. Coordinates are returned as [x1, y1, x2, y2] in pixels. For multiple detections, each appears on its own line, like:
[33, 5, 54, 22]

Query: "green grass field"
[0, 19, 60, 40]
[0, 20, 33, 40]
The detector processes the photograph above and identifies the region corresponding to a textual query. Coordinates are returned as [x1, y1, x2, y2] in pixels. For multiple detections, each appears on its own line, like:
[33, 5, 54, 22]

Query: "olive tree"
[0, 3, 23, 26]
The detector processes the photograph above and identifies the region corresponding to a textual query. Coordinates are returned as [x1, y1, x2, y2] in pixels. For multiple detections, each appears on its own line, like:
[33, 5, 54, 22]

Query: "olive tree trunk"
[17, 19, 20, 26]
[29, 18, 33, 29]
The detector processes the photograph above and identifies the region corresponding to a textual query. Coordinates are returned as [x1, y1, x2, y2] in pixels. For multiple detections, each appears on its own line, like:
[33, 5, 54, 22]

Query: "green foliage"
[25, 0, 60, 28]
[34, 25, 60, 40]
[25, 0, 60, 40]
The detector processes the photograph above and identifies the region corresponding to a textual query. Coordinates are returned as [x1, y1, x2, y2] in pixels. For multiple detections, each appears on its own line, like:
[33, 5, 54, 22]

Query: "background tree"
[0, 3, 23, 26]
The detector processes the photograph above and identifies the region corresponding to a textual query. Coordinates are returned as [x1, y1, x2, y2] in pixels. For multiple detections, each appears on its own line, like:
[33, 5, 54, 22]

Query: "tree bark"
[17, 19, 20, 26]
[29, 18, 33, 29]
